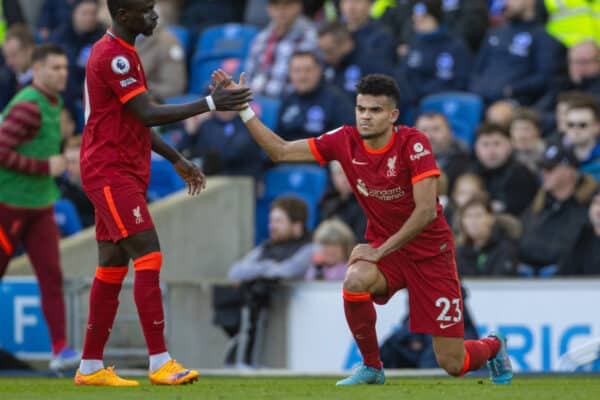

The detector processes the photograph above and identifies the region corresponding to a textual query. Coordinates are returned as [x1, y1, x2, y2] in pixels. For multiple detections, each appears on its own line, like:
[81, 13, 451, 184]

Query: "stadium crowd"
[2, 0, 600, 283]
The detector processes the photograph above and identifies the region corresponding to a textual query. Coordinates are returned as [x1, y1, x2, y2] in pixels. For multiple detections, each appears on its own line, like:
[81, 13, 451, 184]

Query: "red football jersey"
[80, 30, 151, 192]
[308, 125, 453, 260]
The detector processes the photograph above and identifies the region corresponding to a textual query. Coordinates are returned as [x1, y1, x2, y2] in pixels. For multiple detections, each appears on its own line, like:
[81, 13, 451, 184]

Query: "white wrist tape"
[239, 106, 255, 123]
[205, 95, 216, 111]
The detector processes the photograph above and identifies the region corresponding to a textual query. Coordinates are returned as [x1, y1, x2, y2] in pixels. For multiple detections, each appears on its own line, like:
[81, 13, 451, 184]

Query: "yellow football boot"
[148, 359, 199, 385]
[74, 367, 140, 386]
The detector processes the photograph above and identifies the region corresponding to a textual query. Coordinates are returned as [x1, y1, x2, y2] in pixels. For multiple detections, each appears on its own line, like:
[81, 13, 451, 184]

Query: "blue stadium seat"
[420, 92, 483, 147]
[148, 154, 186, 201]
[166, 25, 192, 58]
[251, 96, 280, 130]
[255, 165, 328, 243]
[195, 23, 258, 59]
[163, 94, 202, 105]
[54, 199, 82, 237]
[189, 55, 244, 94]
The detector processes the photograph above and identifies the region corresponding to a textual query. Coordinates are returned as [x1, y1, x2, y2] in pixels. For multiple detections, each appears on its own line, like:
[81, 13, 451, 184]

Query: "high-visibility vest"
[371, 0, 397, 19]
[0, 0, 6, 45]
[545, 0, 600, 47]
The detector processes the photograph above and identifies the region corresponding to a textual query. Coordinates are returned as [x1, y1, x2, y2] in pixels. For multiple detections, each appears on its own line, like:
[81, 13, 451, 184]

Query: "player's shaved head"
[107, 0, 146, 18]
[356, 74, 400, 108]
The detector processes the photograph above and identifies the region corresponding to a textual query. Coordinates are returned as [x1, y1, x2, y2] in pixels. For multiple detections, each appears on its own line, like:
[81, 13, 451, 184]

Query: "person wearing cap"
[469, 0, 562, 106]
[563, 94, 600, 174]
[245, 0, 318, 98]
[339, 0, 395, 61]
[558, 188, 600, 275]
[396, 0, 472, 108]
[518, 142, 599, 276]
[277, 50, 354, 142]
[305, 218, 355, 281]
[472, 122, 539, 216]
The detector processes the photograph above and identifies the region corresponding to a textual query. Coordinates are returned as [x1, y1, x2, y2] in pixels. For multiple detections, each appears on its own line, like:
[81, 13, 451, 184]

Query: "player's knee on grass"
[343, 261, 379, 293]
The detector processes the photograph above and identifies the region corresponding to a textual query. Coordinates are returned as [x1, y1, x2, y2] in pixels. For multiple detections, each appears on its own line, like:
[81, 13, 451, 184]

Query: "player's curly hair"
[356, 74, 400, 106]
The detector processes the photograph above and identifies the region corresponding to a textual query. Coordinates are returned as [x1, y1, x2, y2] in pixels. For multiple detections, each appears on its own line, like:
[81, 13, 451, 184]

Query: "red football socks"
[133, 252, 167, 355]
[343, 290, 382, 369]
[82, 266, 128, 360]
[460, 337, 502, 375]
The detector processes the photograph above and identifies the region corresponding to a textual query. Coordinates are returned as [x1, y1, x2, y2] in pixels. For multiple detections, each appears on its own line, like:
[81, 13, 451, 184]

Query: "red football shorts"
[372, 249, 464, 338]
[86, 185, 154, 243]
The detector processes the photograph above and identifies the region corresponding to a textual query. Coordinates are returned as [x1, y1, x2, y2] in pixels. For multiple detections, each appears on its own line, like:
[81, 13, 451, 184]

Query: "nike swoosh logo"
[352, 158, 368, 165]
[439, 322, 459, 329]
[153, 320, 165, 325]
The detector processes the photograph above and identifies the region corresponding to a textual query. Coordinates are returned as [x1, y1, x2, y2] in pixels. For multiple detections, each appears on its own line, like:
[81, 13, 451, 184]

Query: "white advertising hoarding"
[286, 279, 600, 372]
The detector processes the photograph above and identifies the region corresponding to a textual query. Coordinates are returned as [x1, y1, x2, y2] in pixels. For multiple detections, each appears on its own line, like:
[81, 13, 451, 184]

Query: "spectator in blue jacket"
[397, 0, 472, 107]
[277, 51, 354, 142]
[469, 0, 562, 106]
[340, 0, 396, 61]
[178, 111, 264, 178]
[317, 21, 394, 103]
[37, 0, 77, 41]
[49, 0, 103, 125]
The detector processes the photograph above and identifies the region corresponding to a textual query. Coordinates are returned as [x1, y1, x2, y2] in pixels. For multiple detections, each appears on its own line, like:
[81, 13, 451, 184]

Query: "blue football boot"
[486, 332, 513, 384]
[336, 364, 385, 386]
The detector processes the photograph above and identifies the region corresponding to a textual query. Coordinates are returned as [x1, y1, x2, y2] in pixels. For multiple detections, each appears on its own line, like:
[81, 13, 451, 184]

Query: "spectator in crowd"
[339, 0, 395, 60]
[455, 194, 519, 277]
[396, 0, 472, 107]
[469, 0, 562, 105]
[485, 100, 516, 129]
[542, 90, 588, 140]
[305, 218, 354, 280]
[178, 110, 264, 178]
[317, 21, 393, 102]
[0, 0, 24, 45]
[37, 0, 77, 41]
[510, 107, 545, 173]
[444, 172, 487, 234]
[180, 0, 245, 32]
[536, 40, 600, 131]
[49, 0, 104, 122]
[558, 188, 600, 275]
[56, 135, 95, 227]
[277, 51, 354, 142]
[319, 160, 367, 241]
[379, 0, 488, 53]
[563, 92, 600, 171]
[0, 24, 35, 109]
[225, 196, 313, 368]
[229, 196, 314, 281]
[136, 1, 186, 101]
[473, 122, 539, 216]
[245, 0, 318, 98]
[415, 111, 471, 192]
[245, 0, 271, 27]
[519, 142, 598, 276]
[0, 44, 80, 370]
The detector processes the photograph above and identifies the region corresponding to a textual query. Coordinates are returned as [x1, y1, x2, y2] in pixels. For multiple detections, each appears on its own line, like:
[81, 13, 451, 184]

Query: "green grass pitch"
[1, 376, 600, 400]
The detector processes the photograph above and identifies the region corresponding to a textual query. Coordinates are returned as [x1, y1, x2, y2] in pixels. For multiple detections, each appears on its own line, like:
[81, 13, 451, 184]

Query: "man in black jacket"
[558, 188, 600, 275]
[473, 122, 538, 216]
[519, 143, 598, 275]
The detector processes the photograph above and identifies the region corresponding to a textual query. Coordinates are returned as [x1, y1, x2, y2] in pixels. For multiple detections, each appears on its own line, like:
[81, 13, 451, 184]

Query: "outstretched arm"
[125, 83, 252, 127]
[212, 70, 316, 163]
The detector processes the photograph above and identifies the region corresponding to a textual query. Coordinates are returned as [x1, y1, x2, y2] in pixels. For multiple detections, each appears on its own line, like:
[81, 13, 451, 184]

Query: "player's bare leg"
[433, 333, 513, 384]
[118, 229, 199, 385]
[336, 261, 387, 386]
[76, 241, 138, 386]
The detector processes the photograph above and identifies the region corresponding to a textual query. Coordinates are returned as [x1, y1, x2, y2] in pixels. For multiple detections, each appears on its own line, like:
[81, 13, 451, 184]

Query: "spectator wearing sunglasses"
[563, 94, 600, 171]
